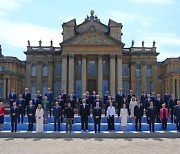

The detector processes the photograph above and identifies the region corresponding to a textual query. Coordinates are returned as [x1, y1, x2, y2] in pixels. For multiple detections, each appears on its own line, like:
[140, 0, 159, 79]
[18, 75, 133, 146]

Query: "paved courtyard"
[0, 138, 180, 154]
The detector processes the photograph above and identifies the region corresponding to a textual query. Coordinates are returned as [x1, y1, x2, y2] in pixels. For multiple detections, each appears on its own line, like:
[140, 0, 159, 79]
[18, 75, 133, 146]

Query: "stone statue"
[39, 40, 42, 46]
[142, 40, 144, 47]
[153, 40, 156, 47]
[27, 40, 30, 46]
[90, 10, 94, 16]
[131, 40, 134, 47]
[50, 40, 53, 46]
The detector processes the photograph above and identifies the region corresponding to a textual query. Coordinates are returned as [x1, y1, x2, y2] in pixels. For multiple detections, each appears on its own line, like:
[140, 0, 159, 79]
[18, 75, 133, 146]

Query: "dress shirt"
[106, 106, 115, 116]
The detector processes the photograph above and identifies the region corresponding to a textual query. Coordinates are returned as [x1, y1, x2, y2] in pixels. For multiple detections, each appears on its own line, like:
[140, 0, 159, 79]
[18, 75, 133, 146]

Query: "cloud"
[128, 0, 175, 5]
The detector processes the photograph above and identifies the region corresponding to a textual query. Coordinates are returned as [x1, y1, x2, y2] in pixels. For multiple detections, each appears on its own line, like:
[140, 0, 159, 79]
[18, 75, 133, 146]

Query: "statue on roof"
[39, 40, 42, 46]
[142, 40, 144, 47]
[131, 40, 134, 47]
[50, 40, 53, 46]
[153, 40, 156, 47]
[27, 40, 30, 46]
[90, 10, 94, 16]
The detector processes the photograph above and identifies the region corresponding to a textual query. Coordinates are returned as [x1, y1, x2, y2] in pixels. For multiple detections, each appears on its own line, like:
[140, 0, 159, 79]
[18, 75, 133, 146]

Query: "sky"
[0, 0, 180, 61]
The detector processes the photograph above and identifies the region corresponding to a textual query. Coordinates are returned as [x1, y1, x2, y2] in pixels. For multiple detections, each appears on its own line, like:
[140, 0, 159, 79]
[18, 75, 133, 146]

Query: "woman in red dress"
[0, 102, 6, 131]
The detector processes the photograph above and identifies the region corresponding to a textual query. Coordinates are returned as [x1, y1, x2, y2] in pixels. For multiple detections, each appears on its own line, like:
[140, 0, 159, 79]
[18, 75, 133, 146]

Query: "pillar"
[48, 61, 53, 90]
[68, 54, 75, 94]
[62, 54, 68, 93]
[117, 54, 122, 91]
[110, 54, 116, 98]
[37, 61, 42, 91]
[3, 78, 6, 98]
[141, 61, 147, 91]
[98, 55, 103, 97]
[81, 55, 86, 95]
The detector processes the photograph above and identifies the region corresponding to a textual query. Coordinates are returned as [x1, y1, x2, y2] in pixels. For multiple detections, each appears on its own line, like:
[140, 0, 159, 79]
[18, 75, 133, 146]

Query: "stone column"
[110, 54, 116, 98]
[152, 63, 158, 93]
[48, 61, 53, 90]
[7, 78, 11, 94]
[141, 61, 147, 91]
[62, 54, 68, 93]
[176, 79, 180, 99]
[81, 55, 87, 95]
[25, 61, 31, 89]
[37, 61, 42, 91]
[68, 54, 75, 94]
[172, 78, 175, 94]
[130, 61, 136, 92]
[117, 54, 122, 91]
[98, 55, 103, 97]
[3, 78, 6, 98]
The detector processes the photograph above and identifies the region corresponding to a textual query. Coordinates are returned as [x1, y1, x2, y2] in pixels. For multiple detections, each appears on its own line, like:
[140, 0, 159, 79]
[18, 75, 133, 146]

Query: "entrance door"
[87, 79, 96, 94]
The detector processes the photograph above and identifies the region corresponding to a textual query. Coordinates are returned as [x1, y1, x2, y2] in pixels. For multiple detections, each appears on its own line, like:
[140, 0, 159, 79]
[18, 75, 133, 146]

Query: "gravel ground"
[0, 138, 180, 154]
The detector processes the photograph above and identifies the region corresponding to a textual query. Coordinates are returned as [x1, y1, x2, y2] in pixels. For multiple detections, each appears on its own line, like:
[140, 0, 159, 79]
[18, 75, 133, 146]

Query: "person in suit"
[67, 94, 76, 109]
[53, 101, 62, 132]
[164, 90, 171, 108]
[85, 91, 91, 108]
[159, 103, 169, 131]
[27, 100, 35, 131]
[147, 101, 156, 132]
[35, 104, 44, 132]
[174, 101, 180, 132]
[93, 95, 102, 108]
[16, 94, 25, 123]
[151, 92, 157, 104]
[8, 89, 17, 107]
[59, 89, 67, 104]
[56, 94, 65, 110]
[91, 91, 97, 106]
[103, 91, 110, 107]
[36, 90, 42, 104]
[144, 94, 152, 110]
[116, 88, 125, 117]
[140, 89, 147, 109]
[127, 90, 135, 104]
[69, 90, 77, 100]
[45, 87, 53, 117]
[155, 94, 164, 123]
[106, 101, 116, 131]
[0, 102, 5, 131]
[134, 100, 144, 131]
[79, 99, 90, 131]
[168, 94, 178, 123]
[93, 102, 102, 133]
[22, 88, 31, 115]
[64, 102, 74, 133]
[105, 95, 112, 116]
[10, 102, 19, 132]
[42, 96, 50, 124]
[32, 94, 41, 109]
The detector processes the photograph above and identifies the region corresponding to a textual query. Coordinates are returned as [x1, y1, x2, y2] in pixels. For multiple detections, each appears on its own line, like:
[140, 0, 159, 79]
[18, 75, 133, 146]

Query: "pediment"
[61, 28, 124, 46]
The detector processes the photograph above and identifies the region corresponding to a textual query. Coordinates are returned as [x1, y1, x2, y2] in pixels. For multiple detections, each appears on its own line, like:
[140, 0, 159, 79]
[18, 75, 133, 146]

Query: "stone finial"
[90, 10, 94, 16]
[50, 40, 53, 46]
[131, 40, 134, 47]
[153, 40, 156, 47]
[27, 40, 30, 46]
[142, 40, 144, 47]
[39, 40, 42, 46]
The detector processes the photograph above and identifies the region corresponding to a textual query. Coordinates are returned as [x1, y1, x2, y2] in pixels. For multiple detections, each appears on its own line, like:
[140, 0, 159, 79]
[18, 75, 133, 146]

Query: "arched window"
[76, 61, 82, 75]
[42, 64, 48, 77]
[54, 63, 61, 76]
[103, 61, 109, 76]
[31, 64, 37, 76]
[88, 61, 96, 75]
[135, 64, 141, 77]
[147, 64, 152, 77]
[122, 64, 129, 77]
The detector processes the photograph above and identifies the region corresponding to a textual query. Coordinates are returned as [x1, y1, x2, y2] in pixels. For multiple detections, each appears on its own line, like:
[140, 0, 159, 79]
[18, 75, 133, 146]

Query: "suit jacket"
[16, 98, 25, 108]
[93, 107, 102, 119]
[53, 106, 62, 119]
[79, 104, 90, 118]
[103, 95, 109, 105]
[174, 105, 180, 117]
[168, 98, 177, 110]
[37, 94, 42, 104]
[116, 93, 125, 106]
[159, 108, 169, 120]
[164, 93, 171, 106]
[56, 98, 65, 110]
[9, 93, 17, 107]
[93, 99, 102, 108]
[147, 106, 156, 120]
[10, 106, 19, 118]
[32, 98, 41, 108]
[155, 98, 164, 111]
[134, 105, 144, 118]
[140, 93, 147, 105]
[145, 98, 152, 110]
[64, 107, 74, 118]
[27, 105, 35, 117]
[59, 93, 67, 103]
[22, 92, 31, 105]
[67, 98, 76, 109]
[45, 92, 53, 103]
[127, 93, 135, 103]
[91, 95, 97, 104]
[150, 96, 157, 104]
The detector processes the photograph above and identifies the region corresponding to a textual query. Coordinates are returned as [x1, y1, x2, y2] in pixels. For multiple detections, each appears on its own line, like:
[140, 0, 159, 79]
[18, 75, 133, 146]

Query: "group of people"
[0, 87, 179, 133]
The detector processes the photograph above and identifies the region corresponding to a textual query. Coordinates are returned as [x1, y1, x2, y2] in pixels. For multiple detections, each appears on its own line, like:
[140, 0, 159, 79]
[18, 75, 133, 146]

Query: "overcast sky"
[0, 0, 180, 61]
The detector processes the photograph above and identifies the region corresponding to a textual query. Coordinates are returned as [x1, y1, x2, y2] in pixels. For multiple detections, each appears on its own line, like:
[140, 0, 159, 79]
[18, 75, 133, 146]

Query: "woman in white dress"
[120, 104, 129, 132]
[129, 96, 137, 123]
[35, 104, 44, 132]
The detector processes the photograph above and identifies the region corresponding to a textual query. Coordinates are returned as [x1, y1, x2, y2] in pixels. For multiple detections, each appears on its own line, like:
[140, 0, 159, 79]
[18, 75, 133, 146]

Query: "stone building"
[0, 11, 179, 99]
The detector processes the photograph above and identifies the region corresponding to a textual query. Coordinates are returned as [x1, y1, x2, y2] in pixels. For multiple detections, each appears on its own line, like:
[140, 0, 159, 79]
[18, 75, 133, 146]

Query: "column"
[110, 54, 116, 98]
[25, 62, 31, 88]
[176, 79, 180, 99]
[3, 78, 6, 98]
[68, 54, 75, 94]
[37, 61, 42, 91]
[61, 54, 67, 93]
[141, 61, 147, 91]
[81, 55, 86, 95]
[117, 54, 122, 90]
[7, 78, 11, 94]
[172, 78, 175, 94]
[130, 61, 136, 92]
[152, 63, 158, 93]
[48, 61, 53, 90]
[98, 55, 103, 97]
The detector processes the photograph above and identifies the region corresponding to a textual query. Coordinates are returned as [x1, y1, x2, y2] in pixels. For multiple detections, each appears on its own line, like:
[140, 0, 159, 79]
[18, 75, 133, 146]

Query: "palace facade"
[0, 11, 180, 99]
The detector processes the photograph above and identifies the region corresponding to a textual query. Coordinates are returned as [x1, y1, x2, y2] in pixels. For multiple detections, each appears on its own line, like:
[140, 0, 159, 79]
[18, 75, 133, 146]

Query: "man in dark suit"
[147, 101, 156, 132]
[69, 90, 77, 100]
[151, 92, 157, 104]
[27, 100, 35, 131]
[93, 102, 102, 133]
[8, 89, 17, 107]
[59, 89, 67, 104]
[155, 94, 164, 123]
[174, 100, 180, 132]
[56, 94, 65, 110]
[169, 94, 178, 123]
[127, 90, 135, 103]
[91, 91, 97, 106]
[103, 91, 110, 107]
[32, 94, 41, 109]
[79, 99, 90, 131]
[22, 88, 31, 115]
[85, 91, 91, 108]
[16, 94, 25, 123]
[116, 88, 125, 117]
[105, 95, 112, 116]
[45, 87, 53, 117]
[36, 90, 42, 104]
[134, 100, 144, 131]
[10, 102, 19, 132]
[67, 94, 76, 109]
[164, 91, 171, 108]
[53, 102, 62, 132]
[93, 95, 102, 108]
[140, 89, 147, 109]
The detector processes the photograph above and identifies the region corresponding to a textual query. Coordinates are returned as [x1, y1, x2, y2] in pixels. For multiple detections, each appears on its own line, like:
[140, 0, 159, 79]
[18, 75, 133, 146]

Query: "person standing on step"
[22, 88, 31, 116]
[159, 103, 169, 132]
[93, 102, 102, 133]
[105, 95, 112, 116]
[106, 101, 116, 131]
[45, 87, 53, 117]
[36, 90, 42, 104]
[120, 103, 128, 132]
[168, 94, 178, 123]
[35, 104, 44, 132]
[8, 89, 17, 108]
[155, 94, 164, 123]
[16, 94, 25, 123]
[147, 101, 156, 133]
[42, 96, 50, 124]
[129, 96, 137, 123]
[53, 101, 62, 132]
[10, 102, 19, 132]
[174, 100, 180, 132]
[140, 89, 147, 110]
[32, 94, 40, 109]
[67, 94, 76, 109]
[27, 100, 35, 131]
[116, 88, 125, 117]
[0, 102, 5, 131]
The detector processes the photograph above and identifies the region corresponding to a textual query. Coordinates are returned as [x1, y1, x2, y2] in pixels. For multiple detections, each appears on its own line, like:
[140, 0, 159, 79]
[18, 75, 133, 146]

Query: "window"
[76, 61, 82, 75]
[136, 81, 141, 98]
[122, 81, 129, 95]
[88, 61, 96, 75]
[135, 64, 141, 77]
[42, 81, 48, 96]
[54, 63, 61, 77]
[31, 64, 37, 76]
[54, 81, 61, 98]
[147, 82, 152, 94]
[103, 61, 109, 76]
[0, 66, 5, 72]
[42, 64, 48, 77]
[102, 80, 108, 97]
[31, 81, 36, 97]
[122, 64, 129, 77]
[147, 64, 152, 77]
[76, 80, 82, 99]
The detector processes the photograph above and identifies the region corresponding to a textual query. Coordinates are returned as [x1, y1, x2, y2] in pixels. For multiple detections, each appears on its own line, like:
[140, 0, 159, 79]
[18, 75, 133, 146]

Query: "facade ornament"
[153, 40, 156, 47]
[39, 40, 42, 46]
[142, 40, 144, 47]
[50, 40, 53, 46]
[27, 40, 30, 46]
[131, 40, 134, 47]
